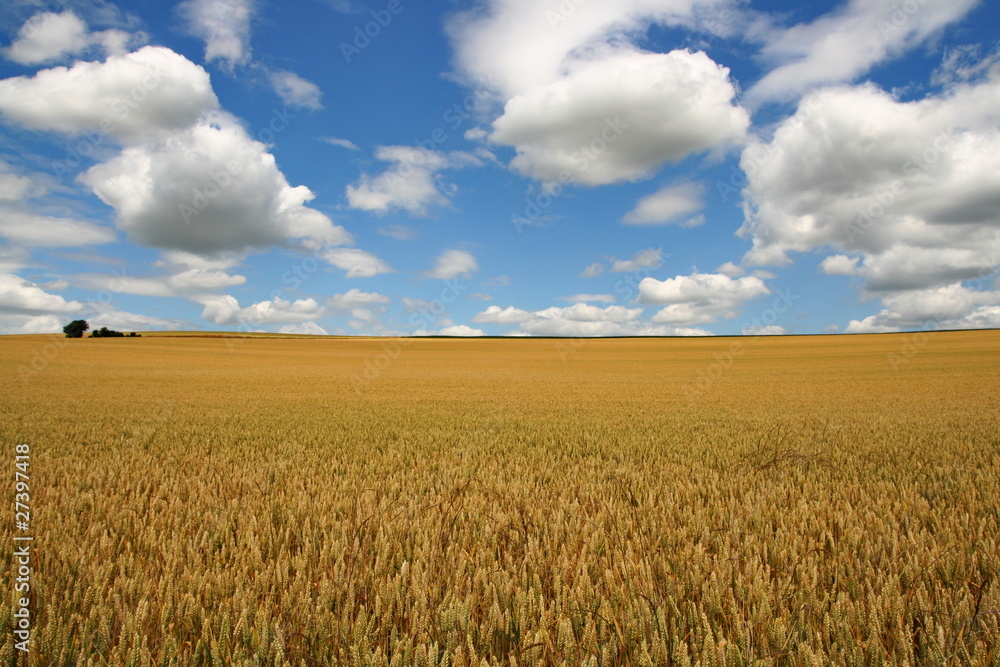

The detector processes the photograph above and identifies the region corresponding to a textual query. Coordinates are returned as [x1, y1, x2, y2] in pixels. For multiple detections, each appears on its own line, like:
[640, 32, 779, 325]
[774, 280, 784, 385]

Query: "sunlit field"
[2, 330, 998, 665]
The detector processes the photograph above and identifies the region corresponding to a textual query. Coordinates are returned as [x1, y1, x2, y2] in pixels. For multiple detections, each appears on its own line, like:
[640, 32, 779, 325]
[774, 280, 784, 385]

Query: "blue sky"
[1, 0, 998, 336]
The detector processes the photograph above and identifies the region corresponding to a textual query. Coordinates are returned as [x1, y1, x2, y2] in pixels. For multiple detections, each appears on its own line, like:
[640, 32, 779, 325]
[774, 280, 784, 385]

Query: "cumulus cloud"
[0, 210, 116, 247]
[321, 248, 393, 278]
[738, 69, 1000, 334]
[0, 46, 218, 143]
[448, 1, 748, 187]
[739, 78, 1000, 294]
[0, 172, 34, 202]
[1, 47, 350, 258]
[178, 0, 255, 69]
[81, 113, 351, 254]
[0, 313, 65, 335]
[473, 301, 710, 337]
[845, 284, 999, 333]
[560, 294, 616, 303]
[327, 289, 391, 310]
[716, 261, 745, 277]
[199, 294, 324, 325]
[610, 248, 664, 273]
[624, 181, 705, 226]
[640, 272, 770, 325]
[346, 147, 482, 216]
[490, 50, 748, 186]
[0, 273, 82, 315]
[86, 304, 186, 332]
[581, 263, 605, 278]
[426, 249, 478, 280]
[168, 268, 246, 292]
[447, 0, 742, 99]
[747, 0, 979, 106]
[472, 305, 532, 325]
[436, 324, 485, 336]
[267, 69, 322, 110]
[2, 10, 139, 65]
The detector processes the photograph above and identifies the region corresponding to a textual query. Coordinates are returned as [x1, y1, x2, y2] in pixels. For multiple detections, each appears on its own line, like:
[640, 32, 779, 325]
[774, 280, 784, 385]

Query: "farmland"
[1, 330, 999, 665]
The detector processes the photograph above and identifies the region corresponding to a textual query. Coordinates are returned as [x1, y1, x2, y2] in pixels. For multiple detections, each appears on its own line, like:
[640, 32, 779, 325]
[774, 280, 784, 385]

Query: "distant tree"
[63, 320, 89, 338]
[90, 326, 126, 338]
[128, 332, 141, 337]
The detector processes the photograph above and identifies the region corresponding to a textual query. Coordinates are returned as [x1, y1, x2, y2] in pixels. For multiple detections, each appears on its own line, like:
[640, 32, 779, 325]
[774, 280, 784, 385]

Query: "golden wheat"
[1, 331, 998, 665]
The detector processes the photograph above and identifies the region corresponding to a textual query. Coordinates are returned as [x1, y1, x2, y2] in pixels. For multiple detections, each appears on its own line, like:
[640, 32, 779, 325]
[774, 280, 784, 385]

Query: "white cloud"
[168, 268, 246, 292]
[279, 321, 328, 335]
[346, 146, 481, 216]
[74, 273, 174, 297]
[624, 181, 705, 226]
[0, 273, 82, 315]
[3, 11, 89, 64]
[610, 248, 663, 273]
[1, 11, 138, 66]
[196, 294, 241, 324]
[739, 77, 1000, 296]
[581, 262, 605, 278]
[560, 294, 616, 303]
[449, 2, 749, 187]
[743, 324, 786, 335]
[79, 110, 352, 255]
[747, 0, 979, 106]
[87, 304, 185, 332]
[640, 272, 770, 325]
[321, 248, 393, 278]
[472, 305, 532, 325]
[716, 261, 745, 277]
[267, 69, 322, 110]
[157, 250, 243, 271]
[0, 46, 218, 143]
[321, 136, 360, 151]
[0, 172, 34, 202]
[178, 0, 255, 69]
[448, 0, 742, 99]
[427, 249, 478, 280]
[436, 324, 485, 336]
[845, 284, 999, 333]
[820, 254, 860, 276]
[327, 288, 391, 310]
[473, 301, 710, 337]
[844, 316, 899, 334]
[490, 50, 748, 186]
[0, 209, 116, 247]
[0, 314, 64, 335]
[201, 294, 325, 325]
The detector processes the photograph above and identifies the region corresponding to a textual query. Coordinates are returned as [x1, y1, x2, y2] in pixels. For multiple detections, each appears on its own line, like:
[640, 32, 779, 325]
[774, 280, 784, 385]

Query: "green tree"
[63, 320, 89, 338]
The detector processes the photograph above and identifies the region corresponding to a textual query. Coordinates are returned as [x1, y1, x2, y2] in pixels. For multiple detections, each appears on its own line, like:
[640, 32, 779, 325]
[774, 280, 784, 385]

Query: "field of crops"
[2, 330, 998, 665]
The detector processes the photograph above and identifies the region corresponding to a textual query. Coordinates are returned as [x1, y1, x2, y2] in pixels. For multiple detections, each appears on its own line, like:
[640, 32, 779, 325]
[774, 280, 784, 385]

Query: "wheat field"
[1, 330, 998, 665]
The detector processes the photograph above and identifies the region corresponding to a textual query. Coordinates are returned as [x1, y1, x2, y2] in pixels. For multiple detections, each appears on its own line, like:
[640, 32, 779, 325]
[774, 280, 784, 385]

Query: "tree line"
[63, 320, 140, 338]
